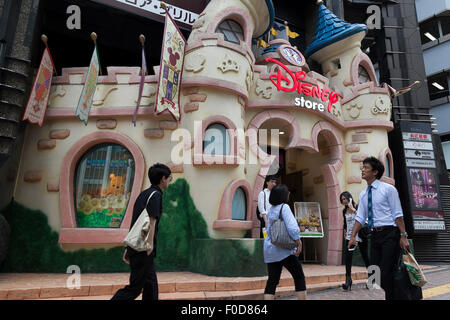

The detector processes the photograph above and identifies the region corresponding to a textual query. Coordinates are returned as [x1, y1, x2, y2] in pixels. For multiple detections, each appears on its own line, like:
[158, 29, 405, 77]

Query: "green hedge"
[1, 178, 209, 273]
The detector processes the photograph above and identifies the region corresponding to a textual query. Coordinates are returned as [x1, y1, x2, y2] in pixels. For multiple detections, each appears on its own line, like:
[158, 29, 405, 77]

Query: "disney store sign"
[266, 58, 339, 113]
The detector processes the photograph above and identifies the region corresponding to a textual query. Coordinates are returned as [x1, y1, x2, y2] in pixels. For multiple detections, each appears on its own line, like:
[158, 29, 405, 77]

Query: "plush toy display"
[107, 173, 126, 196]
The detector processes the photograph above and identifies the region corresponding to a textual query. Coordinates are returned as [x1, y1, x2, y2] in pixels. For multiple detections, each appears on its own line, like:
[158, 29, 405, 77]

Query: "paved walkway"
[0, 264, 436, 300]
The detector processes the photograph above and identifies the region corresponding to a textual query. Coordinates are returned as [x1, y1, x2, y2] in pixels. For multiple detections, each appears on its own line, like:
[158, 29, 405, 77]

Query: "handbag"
[269, 204, 298, 249]
[393, 251, 423, 300]
[403, 250, 427, 287]
[123, 191, 157, 251]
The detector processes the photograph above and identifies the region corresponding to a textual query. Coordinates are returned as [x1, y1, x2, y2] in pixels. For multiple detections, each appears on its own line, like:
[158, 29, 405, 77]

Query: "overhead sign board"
[91, 0, 203, 28]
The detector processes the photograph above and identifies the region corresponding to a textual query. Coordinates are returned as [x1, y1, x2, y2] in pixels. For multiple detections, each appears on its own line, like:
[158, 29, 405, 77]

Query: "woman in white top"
[340, 191, 370, 291]
[257, 175, 277, 238]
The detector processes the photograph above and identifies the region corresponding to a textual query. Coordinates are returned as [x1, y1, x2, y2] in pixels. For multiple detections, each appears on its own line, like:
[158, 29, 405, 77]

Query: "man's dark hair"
[363, 156, 384, 180]
[263, 175, 278, 189]
[148, 163, 171, 185]
[269, 184, 289, 206]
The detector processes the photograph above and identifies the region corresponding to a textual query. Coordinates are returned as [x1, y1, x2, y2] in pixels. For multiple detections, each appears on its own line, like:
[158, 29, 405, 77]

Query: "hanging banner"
[76, 44, 100, 125]
[155, 7, 186, 122]
[22, 47, 55, 127]
[132, 38, 147, 126]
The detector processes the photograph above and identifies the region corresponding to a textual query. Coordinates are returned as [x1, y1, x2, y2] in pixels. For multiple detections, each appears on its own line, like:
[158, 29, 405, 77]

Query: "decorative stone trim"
[184, 54, 206, 73]
[189, 93, 207, 102]
[351, 154, 369, 162]
[343, 79, 353, 87]
[24, 170, 43, 183]
[47, 181, 60, 192]
[355, 128, 373, 133]
[345, 144, 360, 153]
[183, 87, 199, 96]
[166, 162, 184, 173]
[351, 133, 368, 144]
[144, 129, 164, 139]
[96, 119, 117, 130]
[347, 176, 362, 184]
[38, 139, 56, 150]
[184, 102, 199, 113]
[49, 129, 70, 140]
[159, 121, 178, 130]
[313, 175, 324, 184]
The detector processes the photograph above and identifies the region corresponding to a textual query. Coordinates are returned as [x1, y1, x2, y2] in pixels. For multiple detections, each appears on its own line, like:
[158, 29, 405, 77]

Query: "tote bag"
[269, 204, 297, 249]
[403, 250, 428, 287]
[393, 252, 423, 300]
[123, 191, 157, 251]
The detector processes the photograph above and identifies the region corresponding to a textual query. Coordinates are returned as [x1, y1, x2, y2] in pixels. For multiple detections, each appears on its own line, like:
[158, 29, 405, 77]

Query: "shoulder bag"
[269, 204, 298, 249]
[123, 191, 157, 251]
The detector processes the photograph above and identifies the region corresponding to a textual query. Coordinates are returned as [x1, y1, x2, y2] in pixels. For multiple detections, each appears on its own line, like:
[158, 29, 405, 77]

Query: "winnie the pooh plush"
[107, 173, 126, 196]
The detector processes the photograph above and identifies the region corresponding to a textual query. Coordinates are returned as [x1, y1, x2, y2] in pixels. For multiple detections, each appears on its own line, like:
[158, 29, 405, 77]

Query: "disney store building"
[0, 0, 419, 275]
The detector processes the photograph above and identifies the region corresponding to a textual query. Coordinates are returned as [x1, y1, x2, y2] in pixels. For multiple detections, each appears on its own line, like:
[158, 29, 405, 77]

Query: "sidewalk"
[0, 264, 436, 300]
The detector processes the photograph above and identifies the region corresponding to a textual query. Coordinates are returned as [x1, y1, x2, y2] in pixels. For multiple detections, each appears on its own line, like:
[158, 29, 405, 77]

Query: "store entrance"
[263, 145, 323, 263]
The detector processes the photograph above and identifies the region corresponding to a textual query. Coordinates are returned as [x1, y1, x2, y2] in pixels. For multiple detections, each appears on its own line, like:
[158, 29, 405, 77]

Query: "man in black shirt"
[111, 163, 172, 300]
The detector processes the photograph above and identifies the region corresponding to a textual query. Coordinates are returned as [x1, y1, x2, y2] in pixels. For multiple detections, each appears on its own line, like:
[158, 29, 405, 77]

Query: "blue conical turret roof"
[304, 3, 367, 57]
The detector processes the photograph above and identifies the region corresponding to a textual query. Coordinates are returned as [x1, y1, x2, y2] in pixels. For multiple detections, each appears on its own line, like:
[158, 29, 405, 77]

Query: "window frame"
[59, 131, 145, 245]
[215, 19, 245, 45]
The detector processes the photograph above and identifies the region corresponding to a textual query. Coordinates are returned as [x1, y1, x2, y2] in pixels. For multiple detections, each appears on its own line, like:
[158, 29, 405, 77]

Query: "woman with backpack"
[263, 184, 306, 300]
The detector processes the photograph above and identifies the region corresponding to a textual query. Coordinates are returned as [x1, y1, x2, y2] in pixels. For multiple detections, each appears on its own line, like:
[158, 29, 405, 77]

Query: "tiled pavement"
[281, 264, 449, 300]
[0, 264, 437, 300]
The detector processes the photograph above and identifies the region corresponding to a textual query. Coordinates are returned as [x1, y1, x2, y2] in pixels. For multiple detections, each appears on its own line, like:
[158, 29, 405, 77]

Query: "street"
[279, 264, 450, 300]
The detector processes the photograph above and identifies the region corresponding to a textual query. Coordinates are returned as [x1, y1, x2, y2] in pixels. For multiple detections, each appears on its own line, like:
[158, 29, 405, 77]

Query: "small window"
[331, 59, 341, 70]
[385, 154, 391, 178]
[231, 187, 246, 220]
[203, 123, 230, 155]
[440, 16, 450, 37]
[419, 18, 439, 44]
[358, 65, 371, 84]
[74, 143, 135, 228]
[216, 20, 244, 44]
[427, 72, 449, 100]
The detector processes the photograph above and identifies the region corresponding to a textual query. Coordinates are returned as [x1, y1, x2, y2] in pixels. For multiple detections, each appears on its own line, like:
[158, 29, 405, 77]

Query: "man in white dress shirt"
[348, 157, 410, 300]
[257, 175, 277, 237]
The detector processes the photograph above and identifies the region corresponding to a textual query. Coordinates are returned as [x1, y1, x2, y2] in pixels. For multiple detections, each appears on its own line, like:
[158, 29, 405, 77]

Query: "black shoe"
[342, 276, 352, 291]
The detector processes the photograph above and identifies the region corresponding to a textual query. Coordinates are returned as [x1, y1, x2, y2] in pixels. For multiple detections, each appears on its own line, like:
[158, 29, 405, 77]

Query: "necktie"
[367, 185, 373, 230]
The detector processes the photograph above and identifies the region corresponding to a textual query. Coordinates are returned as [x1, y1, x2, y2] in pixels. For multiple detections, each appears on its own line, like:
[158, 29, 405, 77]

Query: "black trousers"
[111, 251, 158, 300]
[345, 239, 370, 277]
[264, 255, 306, 295]
[369, 227, 401, 301]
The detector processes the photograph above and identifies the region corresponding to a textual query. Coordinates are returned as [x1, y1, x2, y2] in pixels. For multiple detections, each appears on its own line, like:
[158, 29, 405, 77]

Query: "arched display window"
[74, 143, 135, 228]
